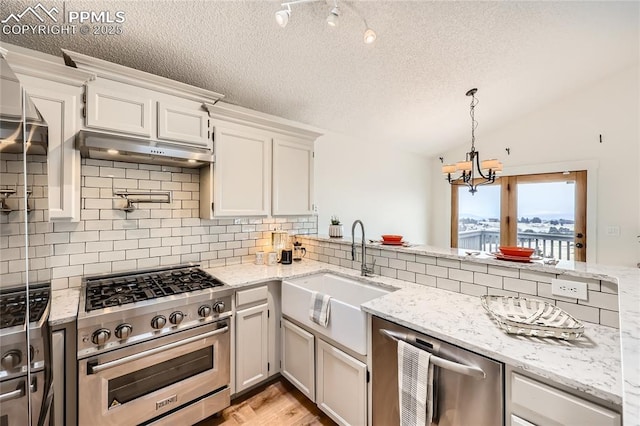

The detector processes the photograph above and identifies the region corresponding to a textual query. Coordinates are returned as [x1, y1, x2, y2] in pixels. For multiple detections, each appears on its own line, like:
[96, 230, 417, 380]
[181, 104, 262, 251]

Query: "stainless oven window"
[106, 346, 214, 408]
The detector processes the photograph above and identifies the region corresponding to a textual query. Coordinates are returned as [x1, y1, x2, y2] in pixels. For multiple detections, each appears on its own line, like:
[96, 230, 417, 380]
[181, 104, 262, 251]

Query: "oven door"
[0, 372, 44, 426]
[78, 319, 230, 426]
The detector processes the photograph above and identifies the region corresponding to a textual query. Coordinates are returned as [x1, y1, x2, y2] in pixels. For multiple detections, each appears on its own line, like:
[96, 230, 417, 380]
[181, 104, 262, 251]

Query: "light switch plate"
[551, 278, 588, 300]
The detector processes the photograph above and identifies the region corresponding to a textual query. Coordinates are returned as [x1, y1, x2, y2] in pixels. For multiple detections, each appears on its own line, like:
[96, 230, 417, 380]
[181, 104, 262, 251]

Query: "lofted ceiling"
[2, 0, 638, 156]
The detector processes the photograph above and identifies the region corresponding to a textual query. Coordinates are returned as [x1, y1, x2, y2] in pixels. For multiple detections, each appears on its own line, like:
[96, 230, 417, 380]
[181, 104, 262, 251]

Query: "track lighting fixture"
[275, 0, 376, 44]
[326, 5, 340, 27]
[362, 18, 376, 44]
[275, 5, 291, 28]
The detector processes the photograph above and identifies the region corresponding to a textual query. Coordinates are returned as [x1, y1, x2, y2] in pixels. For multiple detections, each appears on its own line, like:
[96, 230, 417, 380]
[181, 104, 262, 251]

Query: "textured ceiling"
[2, 0, 638, 155]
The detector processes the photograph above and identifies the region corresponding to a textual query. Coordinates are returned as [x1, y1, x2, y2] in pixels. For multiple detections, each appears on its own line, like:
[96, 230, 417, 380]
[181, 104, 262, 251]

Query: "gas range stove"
[0, 283, 50, 379]
[77, 264, 233, 358]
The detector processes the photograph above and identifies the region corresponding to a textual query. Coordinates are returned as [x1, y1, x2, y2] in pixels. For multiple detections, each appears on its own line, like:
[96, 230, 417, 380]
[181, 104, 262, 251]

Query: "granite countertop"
[361, 285, 621, 405]
[49, 287, 81, 326]
[307, 236, 640, 422]
[48, 251, 636, 423]
[206, 257, 633, 421]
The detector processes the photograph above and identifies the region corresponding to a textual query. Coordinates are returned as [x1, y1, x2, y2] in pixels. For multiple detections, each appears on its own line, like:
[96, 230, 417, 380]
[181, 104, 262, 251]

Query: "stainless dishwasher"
[372, 316, 504, 426]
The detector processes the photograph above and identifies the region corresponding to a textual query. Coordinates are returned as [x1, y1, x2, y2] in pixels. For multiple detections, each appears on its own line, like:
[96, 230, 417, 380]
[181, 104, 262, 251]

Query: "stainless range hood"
[0, 56, 48, 155]
[76, 130, 213, 168]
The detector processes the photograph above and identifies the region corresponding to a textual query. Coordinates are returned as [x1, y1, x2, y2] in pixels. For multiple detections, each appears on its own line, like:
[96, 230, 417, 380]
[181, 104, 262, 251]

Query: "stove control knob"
[151, 315, 167, 330]
[115, 324, 133, 340]
[91, 329, 111, 346]
[213, 301, 225, 314]
[169, 311, 184, 325]
[198, 305, 211, 318]
[1, 350, 22, 370]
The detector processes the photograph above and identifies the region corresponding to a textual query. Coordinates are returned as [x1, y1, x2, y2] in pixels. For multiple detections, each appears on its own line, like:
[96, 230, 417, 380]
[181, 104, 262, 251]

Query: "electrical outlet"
[606, 226, 620, 237]
[551, 278, 588, 300]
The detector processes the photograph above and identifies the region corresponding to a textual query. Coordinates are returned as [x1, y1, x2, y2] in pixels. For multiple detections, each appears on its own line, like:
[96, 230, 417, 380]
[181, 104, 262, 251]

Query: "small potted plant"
[328, 215, 343, 238]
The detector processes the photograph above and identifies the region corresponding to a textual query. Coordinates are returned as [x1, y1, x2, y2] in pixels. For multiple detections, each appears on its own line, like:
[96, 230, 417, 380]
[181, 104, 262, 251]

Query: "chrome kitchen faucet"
[351, 219, 375, 276]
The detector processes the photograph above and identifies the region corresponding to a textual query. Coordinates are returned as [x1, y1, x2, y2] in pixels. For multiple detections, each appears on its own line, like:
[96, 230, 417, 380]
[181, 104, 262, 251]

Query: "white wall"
[428, 63, 640, 267]
[314, 132, 430, 244]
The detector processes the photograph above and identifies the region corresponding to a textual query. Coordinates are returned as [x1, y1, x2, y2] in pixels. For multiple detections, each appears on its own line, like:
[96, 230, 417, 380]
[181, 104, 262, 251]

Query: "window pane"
[516, 181, 575, 260]
[457, 185, 501, 252]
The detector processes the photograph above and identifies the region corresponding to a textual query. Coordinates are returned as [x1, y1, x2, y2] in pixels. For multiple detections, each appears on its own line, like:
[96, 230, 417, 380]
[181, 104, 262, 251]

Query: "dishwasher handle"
[380, 329, 486, 379]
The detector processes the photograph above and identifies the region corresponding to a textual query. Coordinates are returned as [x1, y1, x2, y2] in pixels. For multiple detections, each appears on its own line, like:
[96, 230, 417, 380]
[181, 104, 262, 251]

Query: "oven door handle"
[0, 380, 25, 403]
[88, 325, 229, 375]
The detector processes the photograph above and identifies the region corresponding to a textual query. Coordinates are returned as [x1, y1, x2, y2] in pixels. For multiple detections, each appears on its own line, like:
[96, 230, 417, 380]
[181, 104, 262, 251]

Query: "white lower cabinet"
[281, 318, 315, 401]
[234, 284, 281, 395]
[235, 302, 269, 392]
[281, 318, 368, 426]
[316, 338, 367, 426]
[508, 370, 620, 426]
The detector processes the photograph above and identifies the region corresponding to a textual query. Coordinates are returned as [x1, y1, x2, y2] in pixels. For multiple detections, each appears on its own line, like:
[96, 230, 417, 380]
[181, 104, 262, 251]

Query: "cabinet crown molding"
[205, 101, 324, 141]
[62, 49, 224, 105]
[4, 47, 94, 87]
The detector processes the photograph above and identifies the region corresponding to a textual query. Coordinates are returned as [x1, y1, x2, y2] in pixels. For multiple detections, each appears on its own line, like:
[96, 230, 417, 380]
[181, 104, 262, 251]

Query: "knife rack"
[114, 190, 172, 213]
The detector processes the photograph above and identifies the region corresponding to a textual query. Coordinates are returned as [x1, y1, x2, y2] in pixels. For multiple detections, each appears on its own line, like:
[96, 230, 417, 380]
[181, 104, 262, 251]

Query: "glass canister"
[271, 230, 289, 260]
[293, 240, 306, 261]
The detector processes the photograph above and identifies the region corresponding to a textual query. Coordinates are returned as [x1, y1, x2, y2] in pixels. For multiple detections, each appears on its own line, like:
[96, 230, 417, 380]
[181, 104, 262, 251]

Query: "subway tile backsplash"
[297, 236, 620, 329]
[0, 158, 316, 290]
[1, 157, 620, 330]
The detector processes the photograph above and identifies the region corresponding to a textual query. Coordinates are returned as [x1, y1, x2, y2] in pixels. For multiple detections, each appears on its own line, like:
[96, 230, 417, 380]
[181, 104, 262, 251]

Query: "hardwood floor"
[196, 379, 337, 426]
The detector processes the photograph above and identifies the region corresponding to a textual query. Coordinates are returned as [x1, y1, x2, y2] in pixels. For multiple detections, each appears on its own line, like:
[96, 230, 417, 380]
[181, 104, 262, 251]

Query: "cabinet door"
[510, 372, 620, 426]
[510, 414, 536, 426]
[157, 102, 210, 148]
[272, 137, 314, 216]
[235, 303, 269, 393]
[85, 81, 153, 137]
[281, 318, 315, 402]
[213, 123, 271, 216]
[316, 338, 367, 426]
[19, 80, 81, 221]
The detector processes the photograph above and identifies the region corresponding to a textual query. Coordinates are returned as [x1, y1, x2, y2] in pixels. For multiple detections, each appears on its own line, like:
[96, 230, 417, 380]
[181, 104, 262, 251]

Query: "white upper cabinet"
[201, 102, 322, 219]
[157, 102, 210, 148]
[6, 48, 94, 222]
[212, 122, 271, 217]
[63, 49, 221, 150]
[272, 137, 314, 216]
[85, 80, 153, 137]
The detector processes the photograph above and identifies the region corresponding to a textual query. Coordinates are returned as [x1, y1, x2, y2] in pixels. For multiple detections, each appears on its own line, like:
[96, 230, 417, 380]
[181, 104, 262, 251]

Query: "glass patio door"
[452, 171, 587, 261]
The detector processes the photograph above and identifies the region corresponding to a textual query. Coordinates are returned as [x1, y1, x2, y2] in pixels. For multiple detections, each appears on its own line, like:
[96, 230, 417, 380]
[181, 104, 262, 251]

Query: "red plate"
[494, 254, 531, 263]
[381, 240, 404, 246]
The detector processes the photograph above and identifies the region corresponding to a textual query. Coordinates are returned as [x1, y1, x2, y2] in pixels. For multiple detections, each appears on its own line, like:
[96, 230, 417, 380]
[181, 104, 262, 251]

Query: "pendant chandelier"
[442, 88, 502, 194]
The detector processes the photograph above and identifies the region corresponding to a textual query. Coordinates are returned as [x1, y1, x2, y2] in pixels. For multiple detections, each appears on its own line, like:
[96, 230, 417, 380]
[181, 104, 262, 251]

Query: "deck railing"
[458, 230, 575, 260]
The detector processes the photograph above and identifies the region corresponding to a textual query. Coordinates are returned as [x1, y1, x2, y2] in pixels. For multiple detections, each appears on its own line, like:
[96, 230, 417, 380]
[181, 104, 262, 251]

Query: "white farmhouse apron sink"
[282, 273, 390, 355]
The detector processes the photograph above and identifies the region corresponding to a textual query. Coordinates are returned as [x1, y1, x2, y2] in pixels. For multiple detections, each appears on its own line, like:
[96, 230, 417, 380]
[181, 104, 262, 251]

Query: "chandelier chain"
[469, 92, 479, 152]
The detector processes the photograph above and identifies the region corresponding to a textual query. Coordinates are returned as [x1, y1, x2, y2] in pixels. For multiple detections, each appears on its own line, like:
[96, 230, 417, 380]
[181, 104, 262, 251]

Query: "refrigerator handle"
[380, 329, 486, 379]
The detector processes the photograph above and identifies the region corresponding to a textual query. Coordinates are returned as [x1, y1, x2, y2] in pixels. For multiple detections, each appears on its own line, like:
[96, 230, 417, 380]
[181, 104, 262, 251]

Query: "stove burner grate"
[84, 266, 224, 311]
[0, 287, 50, 329]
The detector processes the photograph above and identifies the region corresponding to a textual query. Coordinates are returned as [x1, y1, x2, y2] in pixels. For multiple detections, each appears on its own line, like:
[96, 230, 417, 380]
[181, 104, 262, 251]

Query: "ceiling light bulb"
[326, 7, 339, 27]
[363, 28, 376, 44]
[275, 8, 290, 28]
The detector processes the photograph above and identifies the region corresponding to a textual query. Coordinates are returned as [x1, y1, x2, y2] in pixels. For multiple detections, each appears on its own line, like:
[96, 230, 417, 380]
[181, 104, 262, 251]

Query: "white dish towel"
[309, 291, 331, 327]
[398, 340, 435, 426]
